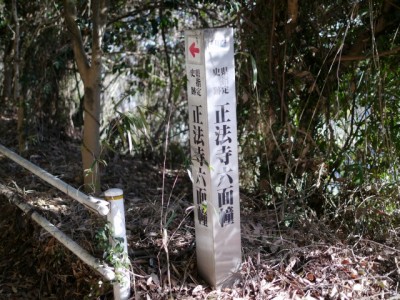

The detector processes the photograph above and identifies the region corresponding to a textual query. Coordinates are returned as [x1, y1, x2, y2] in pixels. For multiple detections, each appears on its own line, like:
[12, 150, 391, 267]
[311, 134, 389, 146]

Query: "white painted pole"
[104, 188, 130, 300]
[10, 196, 116, 281]
[0, 143, 109, 215]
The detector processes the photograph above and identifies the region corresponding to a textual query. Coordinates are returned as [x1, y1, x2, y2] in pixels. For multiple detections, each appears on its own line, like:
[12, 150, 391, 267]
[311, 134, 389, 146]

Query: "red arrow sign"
[189, 42, 200, 58]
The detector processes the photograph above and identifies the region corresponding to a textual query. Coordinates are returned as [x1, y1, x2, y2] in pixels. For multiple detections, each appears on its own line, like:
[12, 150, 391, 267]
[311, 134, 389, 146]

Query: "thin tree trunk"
[11, 0, 25, 153]
[286, 0, 298, 37]
[1, 41, 14, 108]
[64, 0, 108, 194]
[81, 81, 101, 194]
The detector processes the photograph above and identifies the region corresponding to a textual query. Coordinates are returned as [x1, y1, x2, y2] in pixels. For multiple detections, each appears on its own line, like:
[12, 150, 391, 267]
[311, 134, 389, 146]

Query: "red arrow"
[189, 42, 200, 58]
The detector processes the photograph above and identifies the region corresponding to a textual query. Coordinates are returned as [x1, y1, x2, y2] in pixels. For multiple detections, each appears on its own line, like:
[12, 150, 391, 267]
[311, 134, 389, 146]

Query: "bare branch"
[335, 46, 400, 62]
[63, 0, 90, 80]
[338, 0, 400, 66]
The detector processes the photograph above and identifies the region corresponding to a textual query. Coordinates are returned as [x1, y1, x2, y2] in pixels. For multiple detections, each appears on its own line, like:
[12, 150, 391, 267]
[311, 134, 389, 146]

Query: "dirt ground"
[1, 115, 400, 299]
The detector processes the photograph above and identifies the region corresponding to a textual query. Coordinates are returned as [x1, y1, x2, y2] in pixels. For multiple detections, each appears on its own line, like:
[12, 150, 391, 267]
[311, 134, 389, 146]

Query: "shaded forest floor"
[1, 114, 400, 299]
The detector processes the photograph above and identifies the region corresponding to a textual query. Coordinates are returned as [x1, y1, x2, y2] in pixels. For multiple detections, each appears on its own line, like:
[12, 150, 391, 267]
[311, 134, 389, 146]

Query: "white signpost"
[185, 28, 241, 288]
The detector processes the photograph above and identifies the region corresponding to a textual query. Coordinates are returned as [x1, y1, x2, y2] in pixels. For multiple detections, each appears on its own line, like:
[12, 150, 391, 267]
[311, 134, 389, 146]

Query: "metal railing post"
[104, 188, 130, 300]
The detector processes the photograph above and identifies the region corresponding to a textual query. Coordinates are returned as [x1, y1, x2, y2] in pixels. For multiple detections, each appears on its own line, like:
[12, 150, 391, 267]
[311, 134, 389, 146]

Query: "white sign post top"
[186, 28, 233, 63]
[187, 35, 202, 64]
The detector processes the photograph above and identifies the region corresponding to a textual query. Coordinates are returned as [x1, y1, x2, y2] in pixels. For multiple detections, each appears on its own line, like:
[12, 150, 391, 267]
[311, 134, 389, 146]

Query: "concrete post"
[105, 188, 130, 300]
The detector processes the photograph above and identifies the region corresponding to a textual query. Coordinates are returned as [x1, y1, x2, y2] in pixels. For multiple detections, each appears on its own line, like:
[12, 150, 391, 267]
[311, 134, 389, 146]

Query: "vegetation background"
[1, 0, 400, 299]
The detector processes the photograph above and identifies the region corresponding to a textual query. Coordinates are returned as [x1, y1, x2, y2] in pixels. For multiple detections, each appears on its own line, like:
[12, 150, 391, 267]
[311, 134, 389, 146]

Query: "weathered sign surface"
[185, 27, 241, 288]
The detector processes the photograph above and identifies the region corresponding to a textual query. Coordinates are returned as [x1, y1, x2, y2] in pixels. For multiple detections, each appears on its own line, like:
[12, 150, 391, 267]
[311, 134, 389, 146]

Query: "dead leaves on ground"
[1, 132, 400, 299]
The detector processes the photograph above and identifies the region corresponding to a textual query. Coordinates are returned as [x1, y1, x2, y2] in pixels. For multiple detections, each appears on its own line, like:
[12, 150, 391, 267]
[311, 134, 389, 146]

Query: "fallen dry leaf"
[306, 272, 316, 282]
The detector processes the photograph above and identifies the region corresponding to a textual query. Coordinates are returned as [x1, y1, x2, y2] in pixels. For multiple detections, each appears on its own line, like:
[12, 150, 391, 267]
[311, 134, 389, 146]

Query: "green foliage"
[0, 0, 70, 139]
[234, 0, 400, 237]
[95, 222, 129, 283]
[1, 0, 400, 240]
[102, 106, 152, 155]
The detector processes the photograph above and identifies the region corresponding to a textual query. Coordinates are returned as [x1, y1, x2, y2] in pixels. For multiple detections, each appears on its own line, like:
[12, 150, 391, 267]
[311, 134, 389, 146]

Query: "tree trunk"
[81, 79, 101, 194]
[64, 0, 108, 194]
[1, 41, 14, 109]
[11, 0, 25, 153]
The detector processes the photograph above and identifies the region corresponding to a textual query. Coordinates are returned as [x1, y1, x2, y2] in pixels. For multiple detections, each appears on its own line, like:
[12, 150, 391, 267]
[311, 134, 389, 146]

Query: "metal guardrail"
[0, 144, 110, 215]
[0, 144, 130, 300]
[1, 189, 116, 281]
